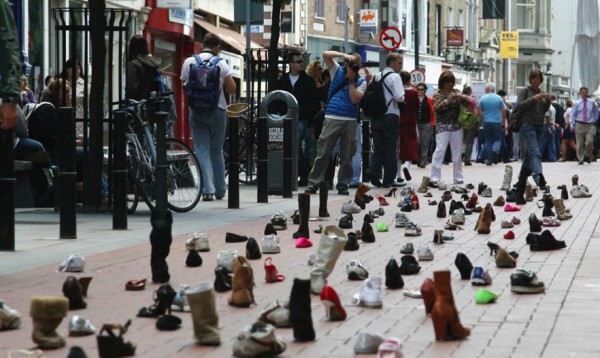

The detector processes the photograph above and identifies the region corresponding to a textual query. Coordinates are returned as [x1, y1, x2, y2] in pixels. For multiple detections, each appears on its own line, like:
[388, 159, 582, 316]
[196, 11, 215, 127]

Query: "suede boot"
[187, 283, 221, 346]
[62, 276, 87, 310]
[354, 183, 371, 201]
[149, 210, 172, 283]
[475, 204, 492, 234]
[318, 181, 330, 218]
[465, 193, 478, 209]
[525, 184, 534, 202]
[417, 176, 430, 193]
[310, 226, 348, 294]
[553, 198, 572, 220]
[500, 165, 513, 191]
[30, 297, 69, 349]
[431, 270, 471, 341]
[293, 193, 311, 239]
[421, 278, 435, 315]
[289, 278, 315, 341]
[228, 257, 256, 307]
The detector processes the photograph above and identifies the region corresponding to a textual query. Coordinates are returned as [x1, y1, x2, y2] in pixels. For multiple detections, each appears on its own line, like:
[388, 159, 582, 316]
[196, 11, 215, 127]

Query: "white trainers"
[571, 185, 592, 198]
[186, 232, 210, 252]
[171, 284, 191, 312]
[347, 259, 369, 280]
[451, 208, 465, 225]
[352, 277, 383, 308]
[59, 254, 85, 272]
[481, 186, 493, 197]
[395, 212, 410, 227]
[217, 249, 238, 272]
[354, 331, 385, 354]
[68, 315, 96, 336]
[417, 245, 434, 261]
[262, 234, 281, 254]
[377, 337, 403, 358]
[270, 211, 288, 230]
[404, 222, 422, 236]
[342, 200, 362, 214]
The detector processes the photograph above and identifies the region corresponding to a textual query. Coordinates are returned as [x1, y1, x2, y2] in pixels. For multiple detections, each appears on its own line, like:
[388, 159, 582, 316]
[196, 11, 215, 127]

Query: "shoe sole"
[418, 256, 433, 261]
[348, 272, 368, 281]
[357, 300, 383, 308]
[511, 285, 545, 294]
[400, 250, 414, 254]
[262, 249, 281, 254]
[471, 279, 490, 286]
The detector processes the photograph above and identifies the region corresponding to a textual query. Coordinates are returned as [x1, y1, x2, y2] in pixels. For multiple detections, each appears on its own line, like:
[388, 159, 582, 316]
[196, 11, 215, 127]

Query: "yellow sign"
[500, 31, 519, 59]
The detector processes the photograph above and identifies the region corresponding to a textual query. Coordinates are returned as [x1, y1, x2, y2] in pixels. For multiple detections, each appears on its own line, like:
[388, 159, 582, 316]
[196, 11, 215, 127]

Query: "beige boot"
[572, 174, 579, 186]
[417, 176, 430, 193]
[187, 283, 221, 346]
[310, 226, 348, 294]
[500, 165, 513, 191]
[30, 297, 69, 349]
[553, 198, 573, 220]
[232, 321, 287, 357]
[228, 256, 256, 307]
[525, 184, 534, 202]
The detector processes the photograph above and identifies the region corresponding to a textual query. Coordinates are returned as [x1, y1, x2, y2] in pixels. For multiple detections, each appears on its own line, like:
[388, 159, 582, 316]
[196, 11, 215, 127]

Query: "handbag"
[508, 109, 522, 133]
[457, 105, 478, 129]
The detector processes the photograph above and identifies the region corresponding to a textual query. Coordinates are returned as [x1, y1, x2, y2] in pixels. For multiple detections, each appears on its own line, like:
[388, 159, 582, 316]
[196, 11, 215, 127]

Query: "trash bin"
[259, 90, 298, 194]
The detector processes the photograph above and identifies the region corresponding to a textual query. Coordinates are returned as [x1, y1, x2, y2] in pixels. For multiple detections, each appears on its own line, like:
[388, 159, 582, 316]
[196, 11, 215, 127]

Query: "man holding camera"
[305, 51, 366, 195]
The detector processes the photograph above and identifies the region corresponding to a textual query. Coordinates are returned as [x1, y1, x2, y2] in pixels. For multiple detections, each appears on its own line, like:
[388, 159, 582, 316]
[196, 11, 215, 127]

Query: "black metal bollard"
[0, 129, 15, 251]
[282, 117, 293, 198]
[361, 118, 370, 182]
[228, 115, 240, 209]
[154, 111, 169, 212]
[256, 116, 268, 203]
[57, 107, 77, 239]
[112, 109, 128, 229]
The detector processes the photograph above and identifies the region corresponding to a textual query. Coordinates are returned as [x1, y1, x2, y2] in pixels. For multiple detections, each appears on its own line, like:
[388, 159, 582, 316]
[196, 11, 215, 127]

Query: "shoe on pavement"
[400, 242, 414, 254]
[347, 259, 369, 281]
[271, 211, 288, 230]
[352, 277, 383, 308]
[342, 200, 362, 214]
[377, 337, 403, 358]
[354, 331, 385, 354]
[511, 269, 545, 294]
[475, 288, 499, 304]
[262, 235, 281, 254]
[417, 245, 434, 261]
[470, 267, 492, 286]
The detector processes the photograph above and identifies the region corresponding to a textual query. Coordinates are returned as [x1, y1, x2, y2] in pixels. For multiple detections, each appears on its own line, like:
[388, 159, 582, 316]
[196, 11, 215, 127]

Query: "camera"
[349, 62, 361, 72]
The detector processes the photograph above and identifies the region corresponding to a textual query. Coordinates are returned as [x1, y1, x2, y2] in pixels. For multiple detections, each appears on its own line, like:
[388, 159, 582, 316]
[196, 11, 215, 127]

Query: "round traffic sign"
[409, 69, 426, 88]
[379, 27, 403, 51]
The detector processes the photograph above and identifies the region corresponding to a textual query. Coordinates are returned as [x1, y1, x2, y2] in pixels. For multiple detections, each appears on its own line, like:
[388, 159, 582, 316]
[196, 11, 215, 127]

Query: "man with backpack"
[363, 53, 405, 188]
[181, 32, 236, 201]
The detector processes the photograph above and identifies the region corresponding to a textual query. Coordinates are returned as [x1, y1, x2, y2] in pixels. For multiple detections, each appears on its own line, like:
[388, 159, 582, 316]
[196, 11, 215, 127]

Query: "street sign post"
[379, 27, 402, 51]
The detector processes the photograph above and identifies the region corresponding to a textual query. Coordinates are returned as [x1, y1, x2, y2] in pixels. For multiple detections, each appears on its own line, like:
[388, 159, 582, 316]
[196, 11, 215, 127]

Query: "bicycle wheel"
[125, 139, 142, 214]
[126, 173, 140, 214]
[164, 138, 202, 212]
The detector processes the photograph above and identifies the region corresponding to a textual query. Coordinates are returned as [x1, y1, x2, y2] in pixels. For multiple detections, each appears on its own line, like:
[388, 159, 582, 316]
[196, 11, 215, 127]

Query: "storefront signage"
[359, 9, 378, 33]
[500, 31, 519, 59]
[447, 29, 464, 47]
[157, 0, 191, 8]
[168, 8, 193, 27]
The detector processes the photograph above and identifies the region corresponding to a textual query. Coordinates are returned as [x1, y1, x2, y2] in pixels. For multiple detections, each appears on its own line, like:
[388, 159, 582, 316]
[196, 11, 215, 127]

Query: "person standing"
[569, 86, 599, 164]
[277, 51, 321, 186]
[304, 51, 366, 196]
[559, 99, 577, 161]
[364, 53, 405, 188]
[59, 59, 89, 121]
[127, 35, 163, 100]
[396, 70, 416, 184]
[478, 82, 507, 166]
[550, 94, 565, 160]
[415, 83, 435, 168]
[181, 33, 236, 201]
[513, 69, 551, 204]
[429, 71, 471, 187]
[539, 100, 556, 161]
[461, 86, 479, 165]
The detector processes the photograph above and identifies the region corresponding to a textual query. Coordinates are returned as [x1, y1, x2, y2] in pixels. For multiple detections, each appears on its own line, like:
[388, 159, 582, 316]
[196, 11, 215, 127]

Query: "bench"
[14, 160, 35, 208]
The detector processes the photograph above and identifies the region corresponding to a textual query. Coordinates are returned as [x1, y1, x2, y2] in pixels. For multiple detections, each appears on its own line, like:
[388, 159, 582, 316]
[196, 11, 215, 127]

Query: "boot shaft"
[187, 284, 221, 345]
[417, 176, 430, 193]
[432, 270, 454, 300]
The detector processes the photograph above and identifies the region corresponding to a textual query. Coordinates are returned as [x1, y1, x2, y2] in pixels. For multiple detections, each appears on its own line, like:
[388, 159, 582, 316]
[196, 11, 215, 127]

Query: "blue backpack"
[186, 54, 222, 111]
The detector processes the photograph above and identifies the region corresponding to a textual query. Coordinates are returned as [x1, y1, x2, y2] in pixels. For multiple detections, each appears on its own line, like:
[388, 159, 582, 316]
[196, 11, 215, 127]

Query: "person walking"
[181, 33, 236, 201]
[539, 99, 556, 161]
[559, 99, 577, 161]
[305, 51, 366, 196]
[396, 70, 416, 184]
[429, 71, 471, 187]
[478, 82, 507, 166]
[364, 53, 404, 188]
[569, 86, 598, 164]
[277, 51, 321, 186]
[513, 69, 551, 204]
[415, 83, 435, 168]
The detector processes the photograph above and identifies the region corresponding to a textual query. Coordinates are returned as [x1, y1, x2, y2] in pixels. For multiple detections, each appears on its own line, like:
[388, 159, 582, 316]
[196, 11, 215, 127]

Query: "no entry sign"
[379, 27, 403, 51]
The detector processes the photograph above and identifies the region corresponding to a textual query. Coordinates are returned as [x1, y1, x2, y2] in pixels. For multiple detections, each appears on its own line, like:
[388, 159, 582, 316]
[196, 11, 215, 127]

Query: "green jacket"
[0, 0, 21, 99]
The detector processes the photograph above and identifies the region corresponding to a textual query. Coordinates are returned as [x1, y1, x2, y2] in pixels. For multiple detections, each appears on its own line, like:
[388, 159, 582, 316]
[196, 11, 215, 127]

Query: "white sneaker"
[417, 245, 434, 261]
[352, 277, 383, 308]
[395, 212, 410, 227]
[0, 301, 21, 330]
[262, 234, 281, 254]
[571, 185, 592, 198]
[481, 186, 493, 197]
[68, 315, 96, 336]
[171, 284, 191, 312]
[186, 232, 210, 252]
[342, 200, 362, 214]
[217, 249, 238, 272]
[354, 331, 385, 354]
[59, 254, 85, 272]
[451, 208, 465, 225]
[438, 181, 448, 190]
[347, 259, 369, 280]
[404, 222, 422, 236]
[377, 337, 403, 358]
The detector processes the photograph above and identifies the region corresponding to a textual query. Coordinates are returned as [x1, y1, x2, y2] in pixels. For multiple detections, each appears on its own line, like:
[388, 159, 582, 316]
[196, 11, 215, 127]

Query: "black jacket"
[277, 71, 321, 121]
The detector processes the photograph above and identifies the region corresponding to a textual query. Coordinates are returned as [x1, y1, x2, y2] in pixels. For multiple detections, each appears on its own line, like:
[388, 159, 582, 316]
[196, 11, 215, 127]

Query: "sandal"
[313, 224, 323, 234]
[96, 320, 136, 357]
[125, 278, 146, 291]
[264, 257, 285, 283]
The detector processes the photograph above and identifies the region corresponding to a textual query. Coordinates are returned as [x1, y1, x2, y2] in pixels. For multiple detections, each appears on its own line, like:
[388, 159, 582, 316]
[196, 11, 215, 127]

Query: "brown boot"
[525, 184, 534, 202]
[354, 183, 371, 201]
[431, 270, 470, 341]
[188, 283, 221, 345]
[553, 198, 573, 220]
[417, 176, 430, 193]
[228, 257, 256, 307]
[30, 297, 69, 349]
[475, 204, 492, 234]
[78, 277, 93, 297]
[465, 193, 478, 209]
[572, 174, 579, 186]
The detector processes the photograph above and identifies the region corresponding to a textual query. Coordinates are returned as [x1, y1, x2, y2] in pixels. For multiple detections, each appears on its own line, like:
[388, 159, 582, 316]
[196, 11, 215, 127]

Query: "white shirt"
[373, 67, 404, 116]
[181, 51, 232, 110]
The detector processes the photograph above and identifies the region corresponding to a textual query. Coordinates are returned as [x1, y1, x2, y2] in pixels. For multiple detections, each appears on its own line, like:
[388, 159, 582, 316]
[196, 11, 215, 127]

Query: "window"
[458, 10, 464, 27]
[516, 0, 535, 30]
[315, 0, 325, 18]
[336, 0, 347, 21]
[448, 7, 454, 27]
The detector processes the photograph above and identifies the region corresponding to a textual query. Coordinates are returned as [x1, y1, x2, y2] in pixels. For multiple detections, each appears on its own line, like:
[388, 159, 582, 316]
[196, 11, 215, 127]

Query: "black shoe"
[578, 161, 584, 165]
[185, 250, 203, 267]
[225, 232, 249, 243]
[385, 258, 404, 289]
[464, 162, 472, 166]
[63, 276, 87, 310]
[214, 265, 232, 292]
[455, 253, 473, 280]
[264, 223, 277, 236]
[399, 255, 421, 275]
[202, 194, 215, 201]
[304, 185, 318, 194]
[339, 214, 353, 229]
[298, 179, 308, 187]
[348, 183, 360, 189]
[367, 173, 383, 188]
[363, 213, 374, 224]
[403, 167, 412, 181]
[361, 222, 376, 243]
[354, 198, 366, 210]
[245, 237, 262, 260]
[437, 200, 447, 218]
[289, 279, 316, 341]
[337, 185, 350, 196]
[344, 232, 360, 251]
[530, 230, 567, 251]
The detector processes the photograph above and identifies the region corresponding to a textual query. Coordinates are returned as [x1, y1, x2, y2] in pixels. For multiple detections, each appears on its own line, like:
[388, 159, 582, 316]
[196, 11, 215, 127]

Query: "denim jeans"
[476, 129, 485, 162]
[482, 122, 503, 165]
[189, 107, 227, 197]
[538, 125, 556, 161]
[519, 122, 544, 184]
[368, 114, 399, 185]
[297, 119, 316, 181]
[14, 138, 45, 159]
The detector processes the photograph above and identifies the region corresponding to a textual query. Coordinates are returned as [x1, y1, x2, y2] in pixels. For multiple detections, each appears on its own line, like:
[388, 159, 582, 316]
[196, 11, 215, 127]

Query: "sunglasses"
[417, 88, 425, 91]
[294, 60, 305, 64]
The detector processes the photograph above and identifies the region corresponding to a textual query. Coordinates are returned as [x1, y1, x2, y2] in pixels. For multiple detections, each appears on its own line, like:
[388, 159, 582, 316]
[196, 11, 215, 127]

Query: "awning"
[194, 19, 263, 55]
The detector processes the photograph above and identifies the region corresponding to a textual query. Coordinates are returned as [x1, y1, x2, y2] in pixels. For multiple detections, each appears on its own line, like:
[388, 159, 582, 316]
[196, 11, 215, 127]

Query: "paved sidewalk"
[0, 162, 599, 358]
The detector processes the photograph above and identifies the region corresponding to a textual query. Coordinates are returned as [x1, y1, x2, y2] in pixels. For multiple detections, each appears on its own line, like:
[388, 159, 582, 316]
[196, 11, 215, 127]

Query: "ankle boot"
[572, 174, 579, 186]
[465, 193, 478, 209]
[78, 277, 92, 297]
[541, 195, 555, 217]
[310, 226, 348, 294]
[228, 257, 255, 307]
[525, 184, 534, 202]
[232, 321, 287, 356]
[245, 237, 262, 260]
[421, 278, 435, 315]
[417, 176, 430, 193]
[187, 283, 221, 346]
[385, 258, 404, 289]
[354, 183, 371, 201]
[214, 265, 232, 292]
[361, 221, 376, 243]
[553, 198, 573, 220]
[431, 270, 471, 341]
[62, 276, 87, 310]
[289, 278, 315, 341]
[293, 193, 311, 239]
[500, 165, 513, 191]
[30, 297, 69, 349]
[318, 181, 330, 218]
[529, 213, 542, 232]
[475, 204, 492, 234]
[344, 231, 360, 251]
[477, 182, 487, 195]
[437, 200, 447, 218]
[561, 186, 569, 200]
[433, 229, 444, 244]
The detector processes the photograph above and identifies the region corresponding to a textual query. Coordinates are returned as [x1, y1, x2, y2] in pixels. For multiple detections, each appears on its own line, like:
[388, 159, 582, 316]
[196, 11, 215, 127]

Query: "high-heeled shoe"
[376, 195, 389, 206]
[78, 277, 93, 297]
[487, 241, 500, 256]
[431, 270, 471, 341]
[264, 257, 285, 283]
[137, 284, 176, 317]
[320, 285, 347, 321]
[96, 320, 136, 357]
[420, 278, 435, 315]
[411, 194, 420, 210]
[384, 188, 397, 198]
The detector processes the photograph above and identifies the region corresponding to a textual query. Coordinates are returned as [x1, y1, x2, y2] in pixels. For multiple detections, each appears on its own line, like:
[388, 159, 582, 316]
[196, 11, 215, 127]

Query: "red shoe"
[503, 230, 515, 240]
[320, 285, 347, 321]
[376, 195, 389, 206]
[504, 204, 521, 212]
[411, 194, 420, 210]
[420, 278, 435, 315]
[264, 257, 285, 283]
[295, 237, 313, 248]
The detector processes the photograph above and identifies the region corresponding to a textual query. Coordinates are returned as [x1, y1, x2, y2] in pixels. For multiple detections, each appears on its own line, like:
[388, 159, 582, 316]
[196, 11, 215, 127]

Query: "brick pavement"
[0, 162, 599, 357]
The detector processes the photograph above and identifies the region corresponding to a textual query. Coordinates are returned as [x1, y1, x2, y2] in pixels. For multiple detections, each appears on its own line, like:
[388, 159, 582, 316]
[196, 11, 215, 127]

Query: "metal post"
[0, 129, 15, 251]
[228, 116, 240, 209]
[112, 110, 127, 229]
[413, 0, 419, 69]
[344, 6, 349, 53]
[361, 118, 370, 181]
[154, 111, 168, 212]
[256, 116, 268, 203]
[282, 117, 293, 198]
[57, 107, 77, 239]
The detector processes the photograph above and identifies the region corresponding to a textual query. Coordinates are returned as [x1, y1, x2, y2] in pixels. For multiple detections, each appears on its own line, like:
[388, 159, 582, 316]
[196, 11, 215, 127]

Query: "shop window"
[315, 0, 325, 18]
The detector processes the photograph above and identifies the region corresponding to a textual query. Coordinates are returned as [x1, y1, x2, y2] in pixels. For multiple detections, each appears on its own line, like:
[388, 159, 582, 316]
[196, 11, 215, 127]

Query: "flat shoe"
[402, 287, 422, 298]
[125, 278, 147, 291]
[156, 314, 182, 331]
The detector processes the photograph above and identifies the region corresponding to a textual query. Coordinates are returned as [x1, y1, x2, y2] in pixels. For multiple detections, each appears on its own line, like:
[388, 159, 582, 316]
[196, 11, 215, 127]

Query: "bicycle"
[122, 92, 202, 213]
[223, 103, 258, 184]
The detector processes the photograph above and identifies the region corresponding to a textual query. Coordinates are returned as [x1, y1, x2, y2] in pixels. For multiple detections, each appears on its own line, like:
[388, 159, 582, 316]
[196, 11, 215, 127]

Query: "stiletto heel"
[376, 195, 389, 206]
[384, 188, 397, 197]
[264, 257, 285, 283]
[137, 284, 176, 317]
[487, 242, 500, 256]
[320, 285, 346, 321]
